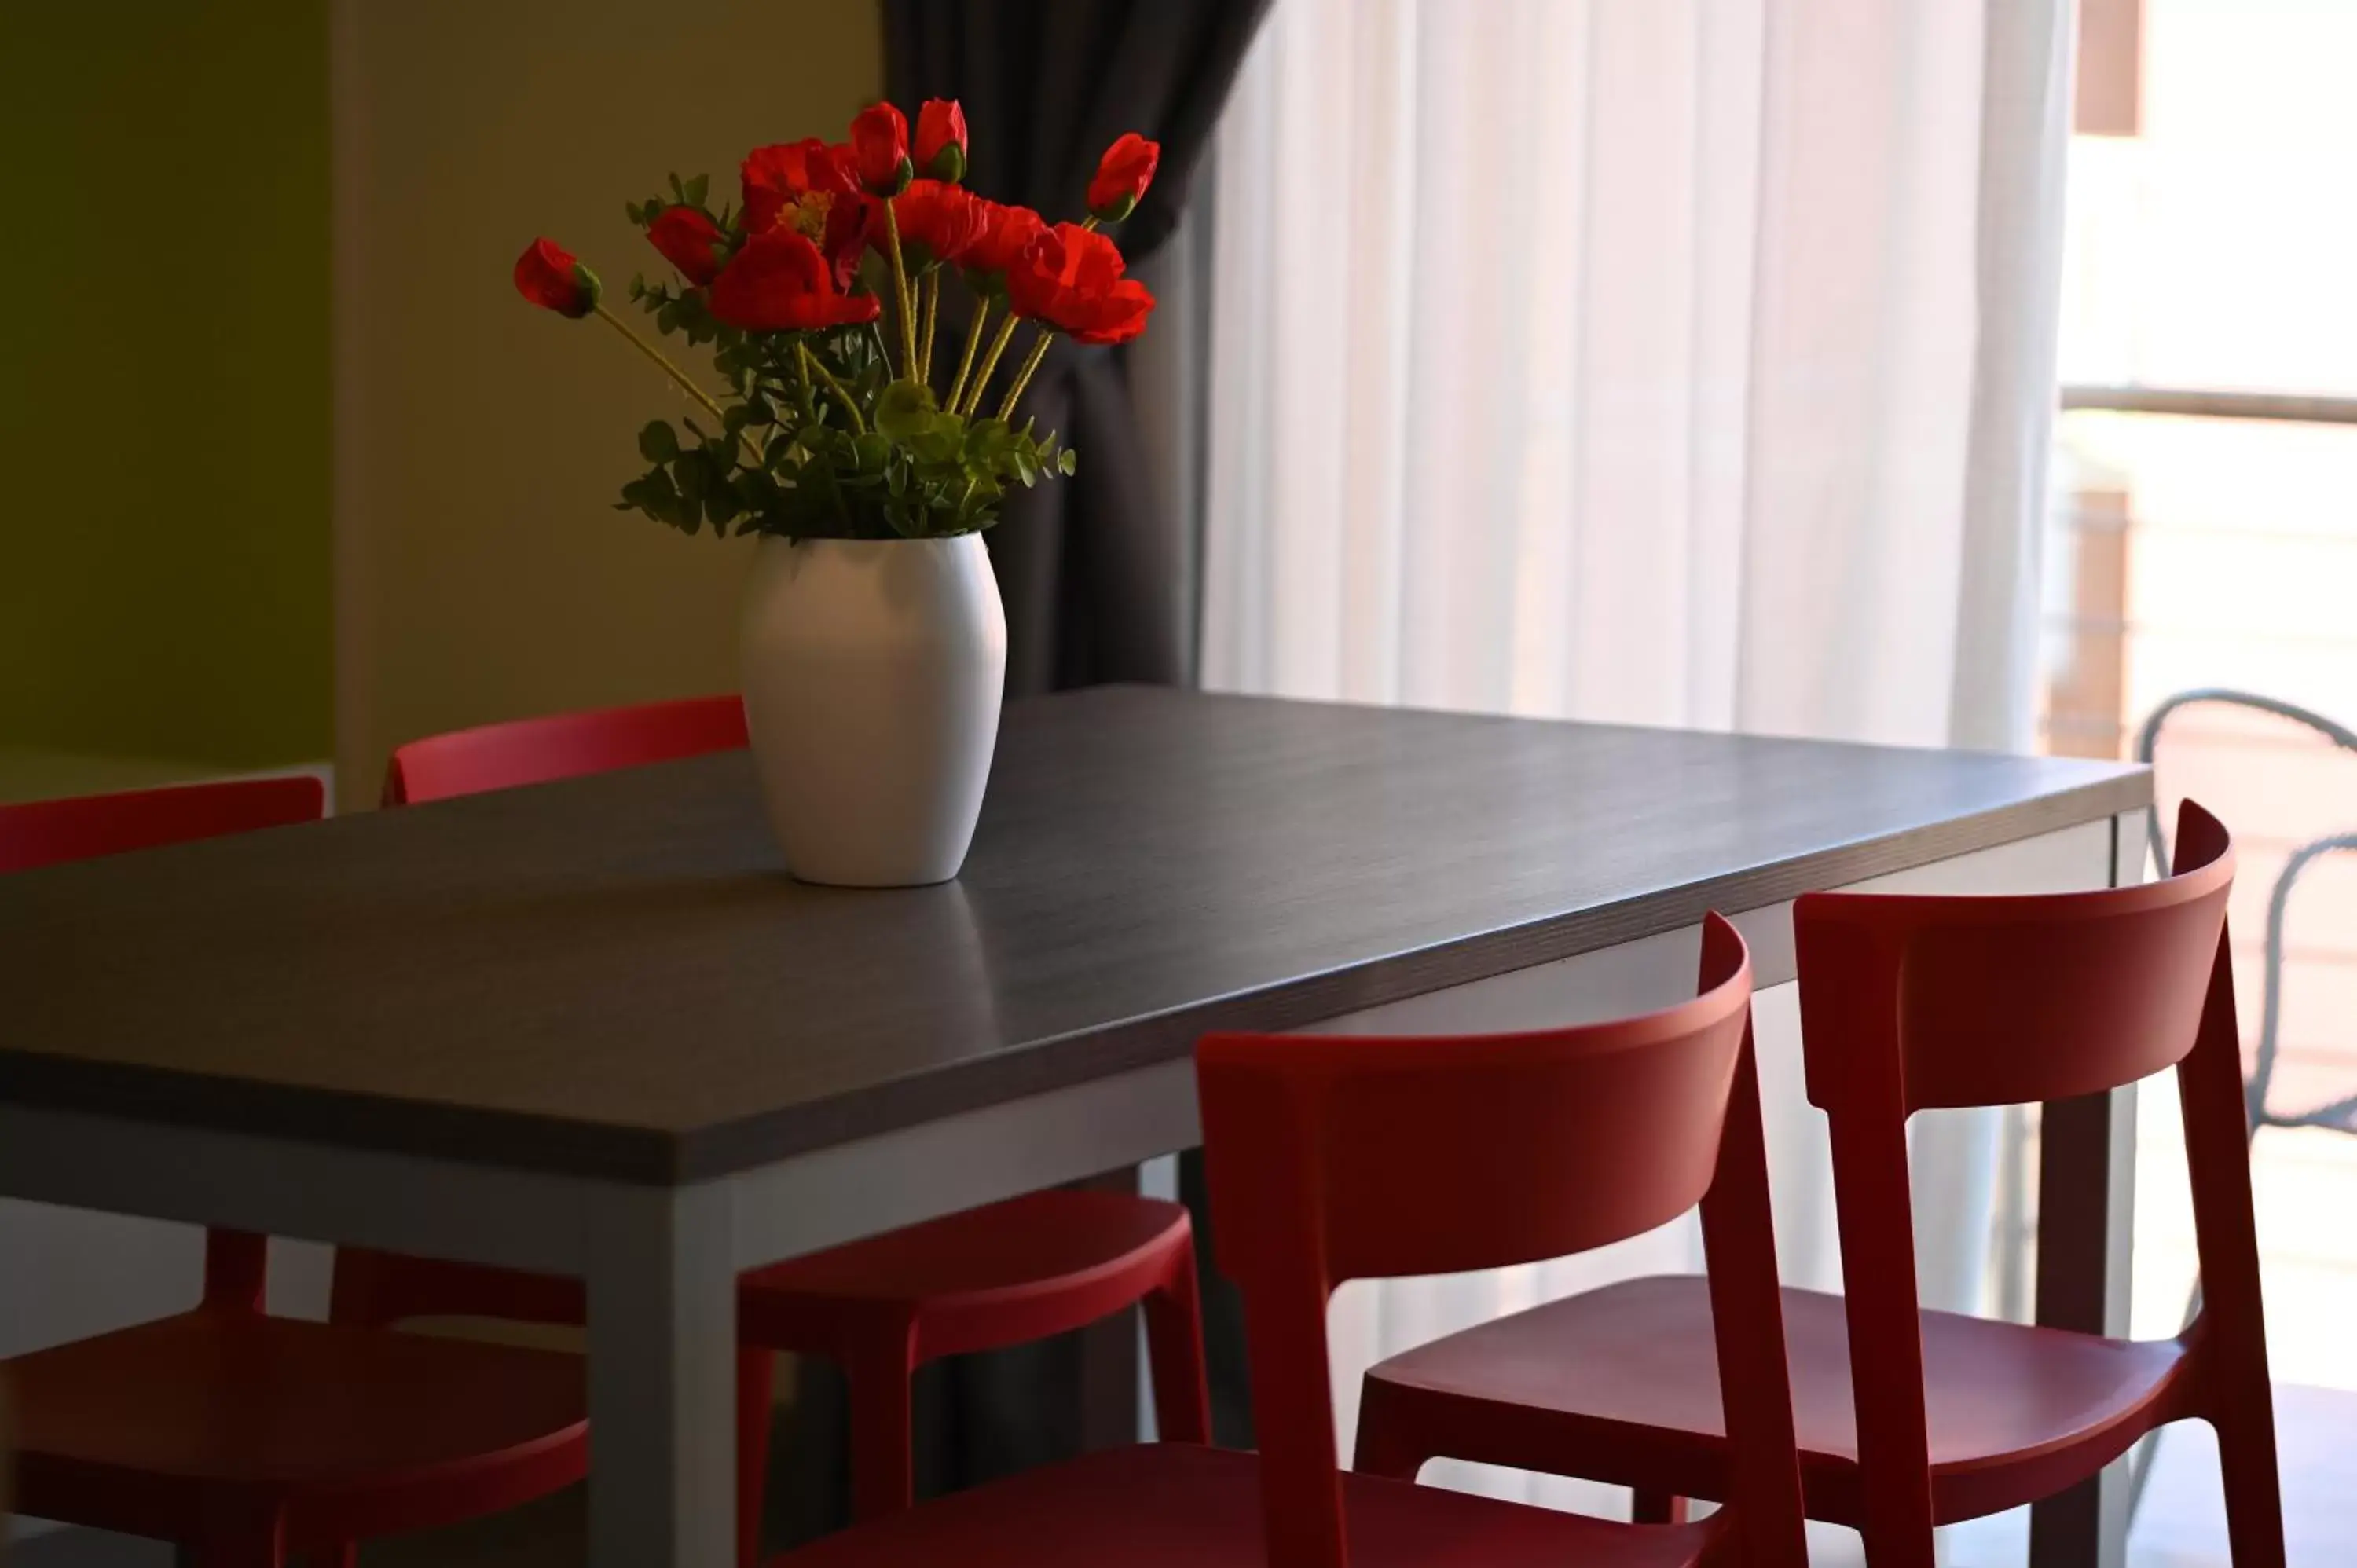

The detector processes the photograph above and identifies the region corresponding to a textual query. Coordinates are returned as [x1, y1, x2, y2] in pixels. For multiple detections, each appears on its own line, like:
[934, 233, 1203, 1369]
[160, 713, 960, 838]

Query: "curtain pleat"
[1202, 0, 2074, 1534]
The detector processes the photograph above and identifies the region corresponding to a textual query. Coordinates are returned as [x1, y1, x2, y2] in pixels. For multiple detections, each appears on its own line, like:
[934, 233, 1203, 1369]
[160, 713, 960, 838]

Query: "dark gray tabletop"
[0, 687, 2146, 1182]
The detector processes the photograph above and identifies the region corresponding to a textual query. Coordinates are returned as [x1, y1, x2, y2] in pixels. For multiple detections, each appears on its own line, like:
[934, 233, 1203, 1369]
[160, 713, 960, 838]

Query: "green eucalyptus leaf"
[638, 421, 680, 463]
[875, 379, 937, 441]
[1058, 448, 1078, 476]
[734, 469, 782, 509]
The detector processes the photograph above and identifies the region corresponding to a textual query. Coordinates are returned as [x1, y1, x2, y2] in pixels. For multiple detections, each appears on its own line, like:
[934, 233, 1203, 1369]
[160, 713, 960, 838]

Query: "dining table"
[0, 685, 2150, 1568]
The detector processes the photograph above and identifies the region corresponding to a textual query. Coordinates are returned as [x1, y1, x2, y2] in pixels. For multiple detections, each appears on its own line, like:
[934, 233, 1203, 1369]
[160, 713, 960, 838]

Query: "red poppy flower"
[849, 102, 912, 196]
[1006, 222, 1155, 345]
[1087, 133, 1160, 223]
[959, 200, 1047, 295]
[915, 98, 968, 183]
[645, 206, 727, 286]
[877, 179, 989, 272]
[740, 140, 868, 289]
[513, 237, 600, 318]
[708, 228, 882, 332]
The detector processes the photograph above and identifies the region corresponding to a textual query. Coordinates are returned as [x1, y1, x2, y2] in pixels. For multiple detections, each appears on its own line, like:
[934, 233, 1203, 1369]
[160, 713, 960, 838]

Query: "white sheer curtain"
[1200, 0, 2073, 1533]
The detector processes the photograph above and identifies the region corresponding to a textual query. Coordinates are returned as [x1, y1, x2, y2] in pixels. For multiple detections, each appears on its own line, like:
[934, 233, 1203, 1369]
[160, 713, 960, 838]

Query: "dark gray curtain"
[885, 0, 1270, 695]
[764, 4, 1267, 1548]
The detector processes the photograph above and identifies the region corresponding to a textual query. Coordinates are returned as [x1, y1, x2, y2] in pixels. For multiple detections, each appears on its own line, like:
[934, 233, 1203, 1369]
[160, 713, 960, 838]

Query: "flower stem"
[960, 314, 1021, 417]
[918, 269, 940, 387]
[594, 304, 764, 466]
[996, 329, 1056, 421]
[1081, 214, 1101, 233]
[595, 304, 726, 423]
[944, 298, 992, 415]
[784, 350, 819, 429]
[799, 339, 867, 436]
[880, 200, 918, 377]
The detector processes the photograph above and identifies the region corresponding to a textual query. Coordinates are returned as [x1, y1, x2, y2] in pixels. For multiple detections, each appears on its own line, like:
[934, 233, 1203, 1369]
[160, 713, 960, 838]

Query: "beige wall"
[335, 0, 883, 807]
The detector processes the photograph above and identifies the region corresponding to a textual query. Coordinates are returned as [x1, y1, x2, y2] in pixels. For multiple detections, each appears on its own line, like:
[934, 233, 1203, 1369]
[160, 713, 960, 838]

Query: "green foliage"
[607, 203, 1082, 544]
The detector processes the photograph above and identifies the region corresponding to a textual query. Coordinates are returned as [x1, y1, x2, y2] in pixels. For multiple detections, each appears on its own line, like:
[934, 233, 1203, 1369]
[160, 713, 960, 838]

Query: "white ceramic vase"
[739, 534, 1007, 887]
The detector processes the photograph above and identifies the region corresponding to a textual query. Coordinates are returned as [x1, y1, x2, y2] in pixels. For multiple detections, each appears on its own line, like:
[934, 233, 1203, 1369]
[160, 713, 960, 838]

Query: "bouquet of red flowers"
[515, 101, 1159, 541]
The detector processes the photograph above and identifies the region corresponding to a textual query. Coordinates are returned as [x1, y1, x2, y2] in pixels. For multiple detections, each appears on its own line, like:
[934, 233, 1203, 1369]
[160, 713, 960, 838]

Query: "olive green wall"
[334, 0, 885, 808]
[0, 1, 884, 791]
[0, 3, 332, 768]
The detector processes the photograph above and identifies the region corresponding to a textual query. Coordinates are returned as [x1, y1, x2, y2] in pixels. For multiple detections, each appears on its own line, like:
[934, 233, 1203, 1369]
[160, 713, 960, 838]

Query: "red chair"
[378, 693, 750, 807]
[0, 778, 588, 1567]
[334, 694, 1210, 1563]
[768, 914, 1809, 1567]
[1351, 799, 2285, 1568]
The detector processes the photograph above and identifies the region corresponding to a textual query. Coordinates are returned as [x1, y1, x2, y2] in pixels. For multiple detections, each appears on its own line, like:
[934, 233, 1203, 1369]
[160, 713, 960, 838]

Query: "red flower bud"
[513, 237, 600, 318]
[1006, 222, 1155, 346]
[960, 200, 1046, 297]
[915, 98, 968, 183]
[645, 206, 727, 286]
[849, 101, 912, 196]
[1086, 133, 1160, 223]
[708, 228, 882, 333]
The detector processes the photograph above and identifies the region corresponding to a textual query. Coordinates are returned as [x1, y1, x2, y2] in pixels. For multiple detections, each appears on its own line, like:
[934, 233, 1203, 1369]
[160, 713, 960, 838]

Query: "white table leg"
[587, 1181, 736, 1568]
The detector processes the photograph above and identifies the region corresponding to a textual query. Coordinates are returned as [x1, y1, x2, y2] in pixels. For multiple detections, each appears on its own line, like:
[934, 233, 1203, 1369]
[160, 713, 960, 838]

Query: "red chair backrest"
[0, 775, 324, 874]
[1791, 798, 2252, 1563]
[1198, 914, 1805, 1568]
[1796, 800, 2234, 1117]
[382, 694, 747, 805]
[0, 775, 327, 1309]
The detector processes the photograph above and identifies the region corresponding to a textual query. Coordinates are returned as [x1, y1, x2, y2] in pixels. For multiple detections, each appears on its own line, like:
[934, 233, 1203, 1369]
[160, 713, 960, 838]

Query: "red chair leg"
[1349, 1386, 1434, 1482]
[737, 1346, 776, 1568]
[2174, 925, 2286, 1568]
[2212, 1407, 2288, 1568]
[1631, 1491, 1688, 1525]
[843, 1327, 919, 1522]
[1142, 1244, 1212, 1445]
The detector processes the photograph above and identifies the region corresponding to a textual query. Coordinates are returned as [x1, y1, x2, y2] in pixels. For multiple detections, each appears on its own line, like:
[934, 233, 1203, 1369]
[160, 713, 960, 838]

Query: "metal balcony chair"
[2138, 689, 2357, 1141]
[2128, 687, 2357, 1522]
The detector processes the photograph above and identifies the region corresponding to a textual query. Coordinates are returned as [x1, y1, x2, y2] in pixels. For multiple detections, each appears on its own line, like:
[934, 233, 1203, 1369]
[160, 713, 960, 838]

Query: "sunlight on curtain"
[1203, 0, 2073, 1541]
[1204, 0, 2064, 746]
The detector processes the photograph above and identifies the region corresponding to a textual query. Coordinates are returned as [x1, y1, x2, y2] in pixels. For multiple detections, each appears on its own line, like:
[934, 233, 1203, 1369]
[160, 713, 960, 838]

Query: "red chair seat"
[333, 1185, 1211, 1541]
[775, 1442, 1714, 1568]
[1362, 1273, 2194, 1523]
[9, 1309, 585, 1548]
[741, 1189, 1193, 1356]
